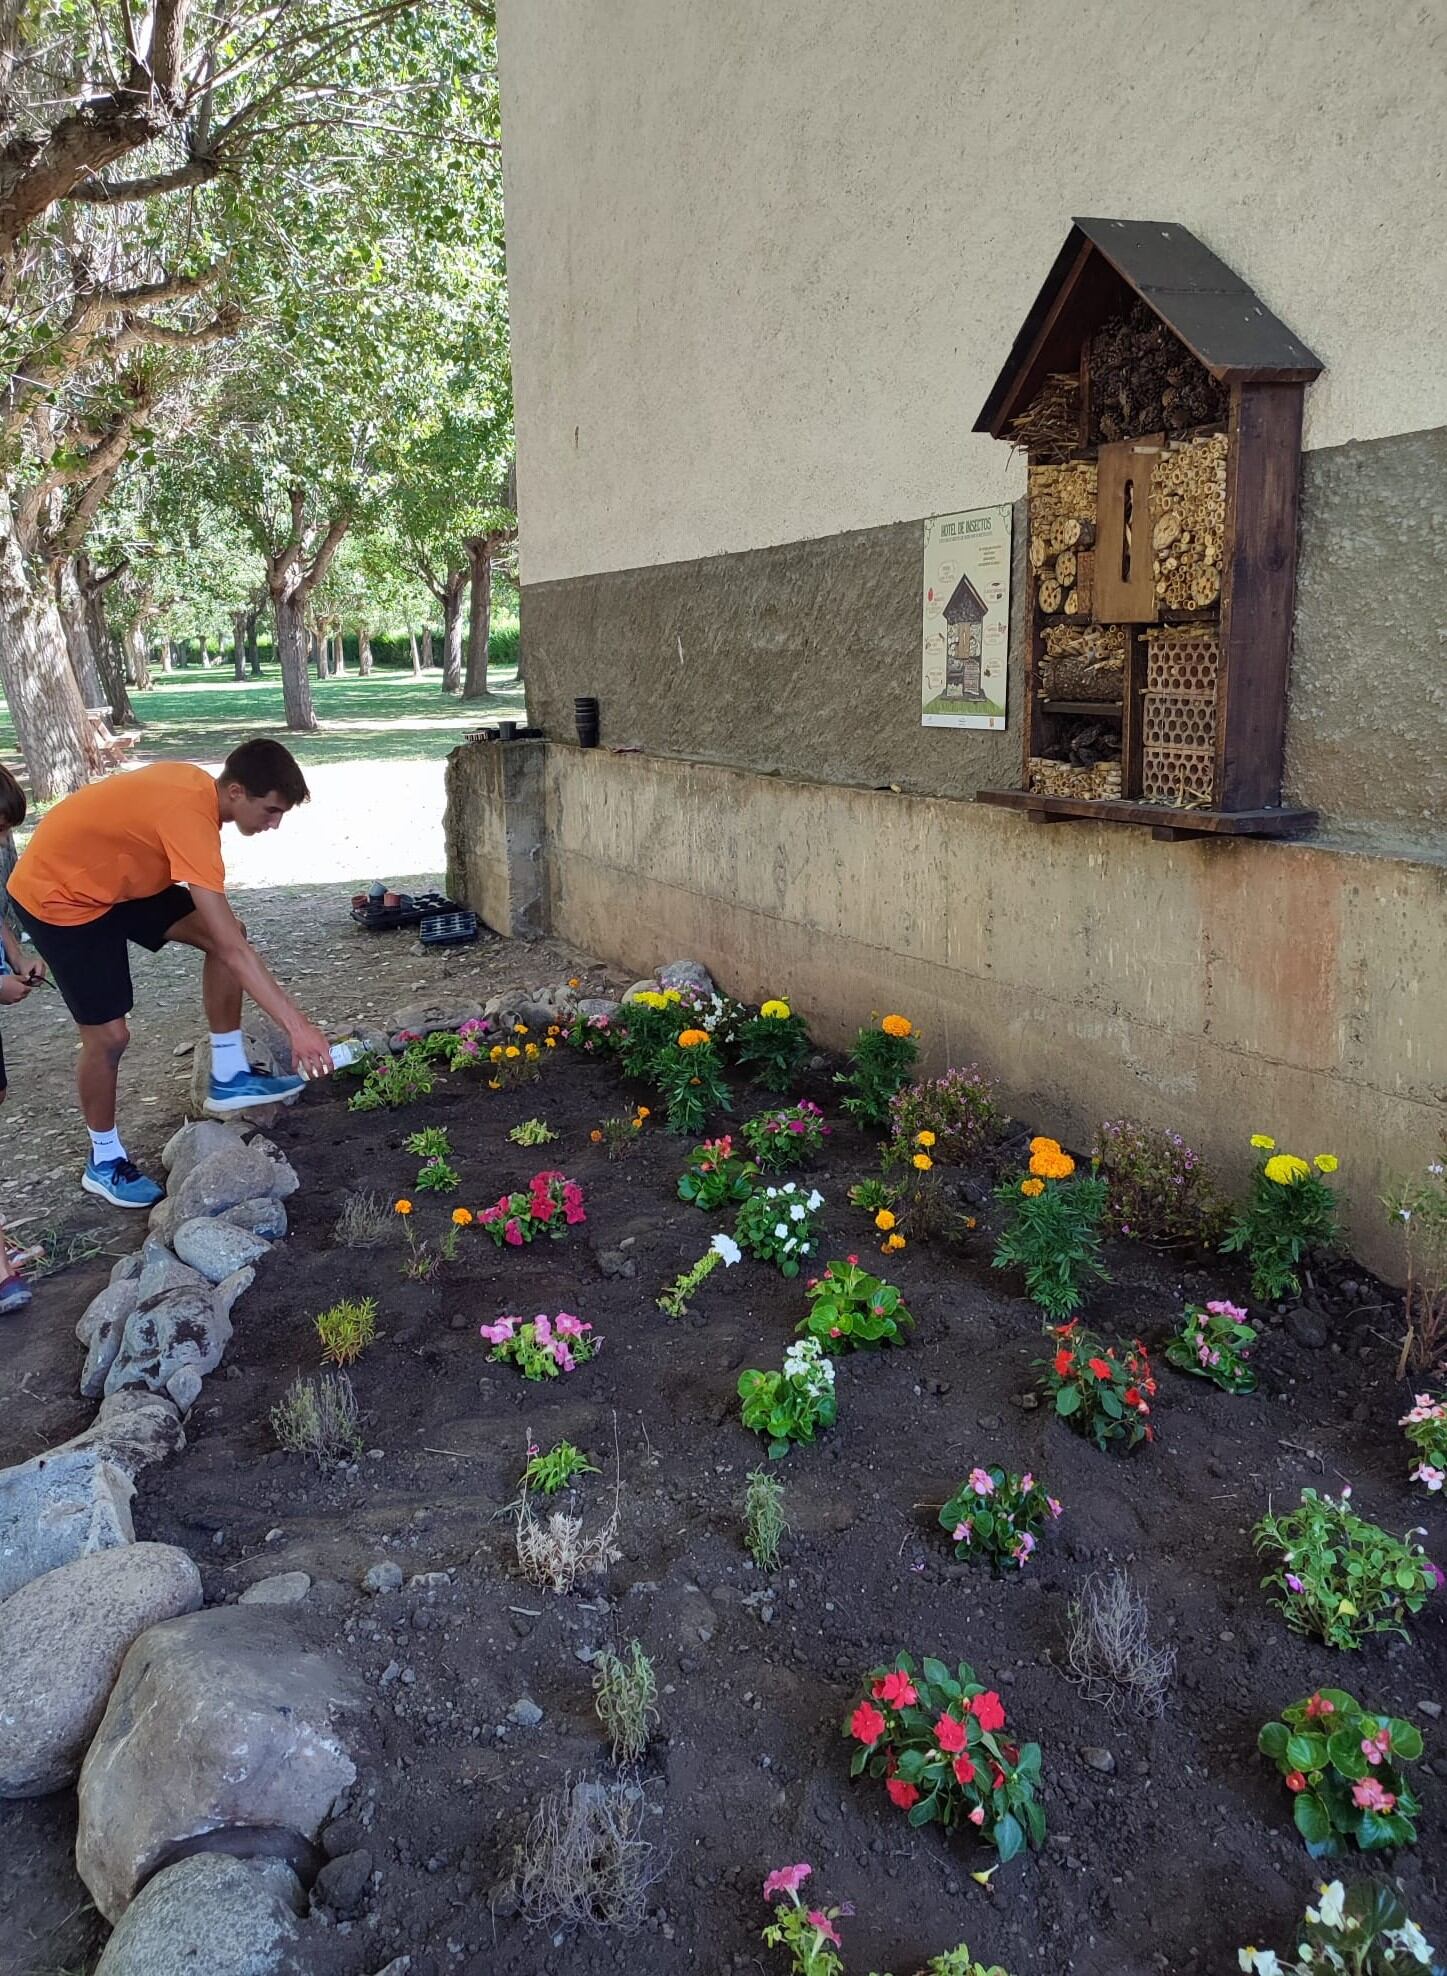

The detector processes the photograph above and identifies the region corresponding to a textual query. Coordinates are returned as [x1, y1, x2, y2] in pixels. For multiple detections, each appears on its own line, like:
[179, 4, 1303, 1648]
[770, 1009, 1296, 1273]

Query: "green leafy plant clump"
[348, 1047, 437, 1113]
[743, 1467, 787, 1569]
[735, 997, 812, 1092]
[315, 1296, 378, 1366]
[509, 1117, 558, 1147]
[738, 1337, 838, 1459]
[844, 1653, 1045, 1863]
[1400, 1390, 1447, 1493]
[939, 1466, 1062, 1571]
[521, 1438, 598, 1496]
[1163, 1299, 1258, 1393]
[735, 1182, 824, 1277]
[1222, 1135, 1341, 1300]
[1259, 1688, 1423, 1857]
[677, 1135, 758, 1210]
[655, 1026, 732, 1136]
[761, 1865, 1015, 1976]
[797, 1257, 913, 1352]
[992, 1137, 1107, 1320]
[414, 1155, 460, 1192]
[403, 1126, 452, 1160]
[1252, 1488, 1439, 1650]
[836, 1015, 920, 1127]
[593, 1639, 659, 1764]
[1237, 1877, 1438, 1975]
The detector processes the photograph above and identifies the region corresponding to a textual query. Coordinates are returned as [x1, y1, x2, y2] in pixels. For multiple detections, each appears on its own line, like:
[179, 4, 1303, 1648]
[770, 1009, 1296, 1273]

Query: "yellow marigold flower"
[1029, 1135, 1061, 1155]
[883, 1232, 907, 1253]
[394, 1199, 413, 1215]
[1265, 1153, 1310, 1185]
[964, 1216, 977, 1231]
[505, 1046, 521, 1060]
[1020, 1177, 1045, 1197]
[636, 1106, 651, 1119]
[544, 1037, 556, 1049]
[662, 989, 682, 1004]
[881, 1014, 913, 1038]
[1314, 1154, 1339, 1174]
[760, 998, 791, 1019]
[631, 990, 665, 1009]
[912, 1152, 933, 1171]
[525, 1043, 539, 1058]
[568, 977, 581, 989]
[677, 1028, 710, 1048]
[452, 1207, 473, 1226]
[916, 1130, 936, 1147]
[547, 1025, 560, 1037]
[487, 1078, 502, 1090]
[1250, 1134, 1276, 1151]
[513, 1023, 528, 1035]
[489, 1045, 503, 1061]
[874, 1209, 896, 1231]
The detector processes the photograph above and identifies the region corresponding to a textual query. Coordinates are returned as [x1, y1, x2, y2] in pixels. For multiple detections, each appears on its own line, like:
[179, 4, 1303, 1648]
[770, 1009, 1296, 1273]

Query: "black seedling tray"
[419, 911, 479, 947]
[350, 892, 461, 932]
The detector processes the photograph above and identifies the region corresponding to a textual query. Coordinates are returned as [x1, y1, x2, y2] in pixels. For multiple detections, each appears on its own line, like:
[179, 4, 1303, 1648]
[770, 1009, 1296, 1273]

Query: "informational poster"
[921, 505, 1012, 728]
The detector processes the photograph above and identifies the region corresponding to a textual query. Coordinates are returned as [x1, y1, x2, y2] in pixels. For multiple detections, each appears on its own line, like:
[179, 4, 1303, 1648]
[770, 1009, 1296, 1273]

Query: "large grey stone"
[221, 1197, 288, 1240]
[77, 1282, 141, 1400]
[577, 996, 621, 1021]
[77, 1605, 362, 1922]
[215, 1266, 256, 1322]
[104, 1289, 232, 1397]
[174, 1218, 272, 1284]
[165, 1366, 203, 1410]
[658, 958, 716, 996]
[239, 1572, 311, 1606]
[172, 1142, 287, 1223]
[0, 1542, 203, 1796]
[0, 1447, 134, 1603]
[110, 1250, 144, 1287]
[93, 1854, 306, 1976]
[66, 1390, 186, 1477]
[385, 1000, 483, 1043]
[145, 1194, 178, 1245]
[135, 1237, 209, 1311]
[162, 1116, 248, 1182]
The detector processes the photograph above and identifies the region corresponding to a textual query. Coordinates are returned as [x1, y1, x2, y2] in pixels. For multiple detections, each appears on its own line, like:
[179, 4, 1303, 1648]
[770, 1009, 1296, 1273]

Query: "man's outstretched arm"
[181, 887, 334, 1078]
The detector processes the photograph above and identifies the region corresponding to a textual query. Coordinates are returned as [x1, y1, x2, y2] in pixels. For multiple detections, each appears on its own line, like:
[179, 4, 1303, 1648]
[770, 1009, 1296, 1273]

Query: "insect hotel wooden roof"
[974, 218, 1324, 439]
[942, 569, 988, 625]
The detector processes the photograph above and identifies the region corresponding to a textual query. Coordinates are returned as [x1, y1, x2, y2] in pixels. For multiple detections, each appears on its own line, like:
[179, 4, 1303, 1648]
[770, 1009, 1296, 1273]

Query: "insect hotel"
[942, 568, 988, 699]
[974, 219, 1322, 839]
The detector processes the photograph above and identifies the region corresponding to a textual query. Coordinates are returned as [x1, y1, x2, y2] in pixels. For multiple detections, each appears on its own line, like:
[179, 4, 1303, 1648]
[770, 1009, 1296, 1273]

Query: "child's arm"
[0, 917, 41, 986]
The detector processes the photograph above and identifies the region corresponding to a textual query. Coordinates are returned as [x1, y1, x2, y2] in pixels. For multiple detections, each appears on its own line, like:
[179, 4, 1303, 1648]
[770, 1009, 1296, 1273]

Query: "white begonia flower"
[710, 1233, 741, 1266]
[1391, 1918, 1434, 1964]
[806, 1190, 823, 1210]
[790, 1203, 806, 1221]
[1238, 1952, 1281, 1975]
[1313, 1884, 1346, 1930]
[774, 1222, 789, 1239]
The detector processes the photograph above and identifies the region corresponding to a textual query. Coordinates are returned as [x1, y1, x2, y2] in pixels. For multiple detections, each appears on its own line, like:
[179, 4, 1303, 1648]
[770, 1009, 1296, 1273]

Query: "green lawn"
[1, 661, 528, 771]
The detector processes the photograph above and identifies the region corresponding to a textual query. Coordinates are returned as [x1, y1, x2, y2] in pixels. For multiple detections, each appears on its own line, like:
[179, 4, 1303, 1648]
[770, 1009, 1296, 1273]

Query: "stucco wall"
[442, 741, 1441, 1281]
[497, 0, 1447, 584]
[518, 429, 1447, 854]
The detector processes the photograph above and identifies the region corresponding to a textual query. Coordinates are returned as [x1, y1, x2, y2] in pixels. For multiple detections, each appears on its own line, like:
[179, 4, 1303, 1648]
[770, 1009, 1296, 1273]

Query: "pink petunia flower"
[808, 1912, 842, 1948]
[504, 1219, 524, 1247]
[762, 1863, 811, 1902]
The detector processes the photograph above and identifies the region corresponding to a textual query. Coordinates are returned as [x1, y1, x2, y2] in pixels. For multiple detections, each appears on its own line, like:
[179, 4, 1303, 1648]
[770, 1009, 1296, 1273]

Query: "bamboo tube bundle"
[1150, 434, 1228, 611]
[1027, 462, 1097, 532]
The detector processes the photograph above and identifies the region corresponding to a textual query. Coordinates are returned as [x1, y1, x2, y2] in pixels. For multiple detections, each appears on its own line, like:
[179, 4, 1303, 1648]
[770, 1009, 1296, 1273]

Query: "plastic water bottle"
[329, 1040, 364, 1070]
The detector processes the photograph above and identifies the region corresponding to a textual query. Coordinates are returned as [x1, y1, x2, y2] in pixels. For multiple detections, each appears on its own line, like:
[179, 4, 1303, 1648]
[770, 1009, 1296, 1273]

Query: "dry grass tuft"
[511, 1776, 663, 1931]
[270, 1372, 364, 1464]
[515, 1499, 621, 1594]
[332, 1188, 394, 1248]
[1065, 1567, 1175, 1719]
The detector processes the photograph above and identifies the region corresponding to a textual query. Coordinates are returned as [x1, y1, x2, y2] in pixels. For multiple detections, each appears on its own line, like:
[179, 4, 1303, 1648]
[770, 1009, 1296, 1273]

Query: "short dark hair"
[0, 763, 26, 829]
[220, 738, 309, 807]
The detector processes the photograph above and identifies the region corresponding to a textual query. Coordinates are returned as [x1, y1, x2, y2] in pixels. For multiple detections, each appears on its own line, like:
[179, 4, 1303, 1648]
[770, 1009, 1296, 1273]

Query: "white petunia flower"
[806, 1190, 823, 1210]
[774, 1222, 788, 1239]
[790, 1203, 806, 1220]
[711, 1233, 741, 1266]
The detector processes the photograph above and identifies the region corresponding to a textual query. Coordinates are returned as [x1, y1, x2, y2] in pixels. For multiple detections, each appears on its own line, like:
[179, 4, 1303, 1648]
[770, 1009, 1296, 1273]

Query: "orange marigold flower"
[636, 1106, 651, 1119]
[568, 977, 581, 989]
[677, 1028, 710, 1048]
[912, 1152, 933, 1171]
[916, 1130, 936, 1147]
[1029, 1135, 1060, 1154]
[874, 1209, 896, 1231]
[452, 1207, 473, 1226]
[881, 1014, 913, 1038]
[1020, 1176, 1045, 1197]
[590, 1129, 604, 1143]
[883, 1232, 906, 1252]
[487, 1078, 502, 1090]
[394, 1199, 413, 1216]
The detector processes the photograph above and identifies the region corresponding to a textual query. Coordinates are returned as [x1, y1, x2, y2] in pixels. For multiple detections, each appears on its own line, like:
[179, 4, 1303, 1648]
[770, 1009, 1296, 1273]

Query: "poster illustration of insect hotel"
[921, 503, 1012, 728]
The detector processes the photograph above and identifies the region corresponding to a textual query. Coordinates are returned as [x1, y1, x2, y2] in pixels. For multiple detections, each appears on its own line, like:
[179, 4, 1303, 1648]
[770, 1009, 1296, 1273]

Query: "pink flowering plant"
[677, 1135, 758, 1211]
[742, 1101, 829, 1172]
[1091, 1118, 1228, 1245]
[844, 1653, 1045, 1862]
[797, 1257, 913, 1353]
[445, 1015, 496, 1069]
[476, 1170, 586, 1247]
[938, 1466, 1062, 1572]
[1400, 1391, 1447, 1493]
[760, 1864, 848, 1976]
[886, 1065, 1005, 1168]
[1259, 1688, 1424, 1855]
[1253, 1488, 1439, 1649]
[1164, 1299, 1258, 1393]
[565, 1009, 614, 1055]
[479, 1311, 600, 1380]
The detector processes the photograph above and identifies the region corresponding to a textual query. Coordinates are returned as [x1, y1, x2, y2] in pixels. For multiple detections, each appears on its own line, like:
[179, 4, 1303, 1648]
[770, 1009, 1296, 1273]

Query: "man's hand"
[288, 1019, 334, 1079]
[22, 958, 47, 986]
[0, 974, 31, 1005]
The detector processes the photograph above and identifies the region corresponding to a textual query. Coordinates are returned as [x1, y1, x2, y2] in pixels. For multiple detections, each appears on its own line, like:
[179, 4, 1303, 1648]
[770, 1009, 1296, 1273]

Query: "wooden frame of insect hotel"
[973, 219, 1322, 840]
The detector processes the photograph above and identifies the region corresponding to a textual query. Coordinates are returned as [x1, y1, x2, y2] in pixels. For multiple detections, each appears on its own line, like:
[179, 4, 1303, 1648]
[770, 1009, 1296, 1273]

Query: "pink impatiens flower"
[762, 1863, 811, 1902]
[968, 1805, 986, 1826]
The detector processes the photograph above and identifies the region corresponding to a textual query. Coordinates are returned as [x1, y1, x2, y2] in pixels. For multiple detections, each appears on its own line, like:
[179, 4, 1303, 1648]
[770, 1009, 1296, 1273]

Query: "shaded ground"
[5, 1044, 1442, 1974]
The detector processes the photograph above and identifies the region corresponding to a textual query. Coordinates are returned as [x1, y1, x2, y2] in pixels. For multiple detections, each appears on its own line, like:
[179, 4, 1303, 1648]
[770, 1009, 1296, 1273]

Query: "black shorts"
[11, 886, 195, 1026]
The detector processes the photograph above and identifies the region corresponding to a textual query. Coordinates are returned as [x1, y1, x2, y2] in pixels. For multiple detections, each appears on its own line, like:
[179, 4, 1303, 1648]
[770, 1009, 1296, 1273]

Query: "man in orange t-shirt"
[9, 737, 333, 1209]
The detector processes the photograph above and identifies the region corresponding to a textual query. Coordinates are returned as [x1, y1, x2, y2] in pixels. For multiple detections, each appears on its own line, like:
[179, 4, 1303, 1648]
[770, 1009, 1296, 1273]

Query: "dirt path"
[0, 756, 606, 1242]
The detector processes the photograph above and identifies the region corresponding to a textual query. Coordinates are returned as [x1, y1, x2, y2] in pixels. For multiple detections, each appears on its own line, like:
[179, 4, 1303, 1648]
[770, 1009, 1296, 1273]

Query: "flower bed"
[73, 1030, 1440, 1976]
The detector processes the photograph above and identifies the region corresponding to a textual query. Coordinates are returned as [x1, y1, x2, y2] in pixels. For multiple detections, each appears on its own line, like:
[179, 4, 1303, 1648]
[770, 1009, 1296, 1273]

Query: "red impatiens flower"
[886, 1777, 920, 1809]
[970, 1690, 1007, 1733]
[872, 1669, 918, 1709]
[952, 1753, 976, 1786]
[1123, 1387, 1142, 1408]
[1285, 1770, 1308, 1793]
[1088, 1357, 1112, 1380]
[1053, 1348, 1073, 1377]
[1304, 1692, 1335, 1720]
[850, 1702, 887, 1746]
[934, 1711, 968, 1753]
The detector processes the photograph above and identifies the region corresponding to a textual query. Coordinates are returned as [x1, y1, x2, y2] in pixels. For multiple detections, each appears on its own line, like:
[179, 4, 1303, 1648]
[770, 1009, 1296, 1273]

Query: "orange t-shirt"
[9, 762, 225, 926]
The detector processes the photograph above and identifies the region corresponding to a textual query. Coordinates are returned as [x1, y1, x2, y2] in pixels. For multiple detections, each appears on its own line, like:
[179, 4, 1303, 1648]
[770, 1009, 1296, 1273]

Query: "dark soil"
[5, 1053, 1445, 1976]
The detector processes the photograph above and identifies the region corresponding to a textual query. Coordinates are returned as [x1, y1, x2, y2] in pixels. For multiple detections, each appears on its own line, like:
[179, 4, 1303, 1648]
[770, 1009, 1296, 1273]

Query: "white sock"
[209, 1031, 250, 1082]
[89, 1126, 126, 1166]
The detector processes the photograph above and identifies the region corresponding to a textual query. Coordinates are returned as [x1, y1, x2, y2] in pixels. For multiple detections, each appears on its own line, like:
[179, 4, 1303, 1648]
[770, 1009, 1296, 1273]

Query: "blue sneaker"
[0, 1276, 31, 1314]
[205, 1068, 307, 1115]
[82, 1157, 164, 1210]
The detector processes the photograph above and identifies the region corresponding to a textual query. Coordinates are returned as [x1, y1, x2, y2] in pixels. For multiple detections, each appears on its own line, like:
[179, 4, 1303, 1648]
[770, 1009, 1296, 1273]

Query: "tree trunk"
[0, 514, 91, 800]
[273, 590, 318, 731]
[126, 621, 152, 692]
[440, 570, 465, 695]
[358, 625, 373, 676]
[332, 628, 346, 676]
[201, 637, 217, 669]
[81, 562, 137, 727]
[162, 640, 175, 673]
[311, 627, 326, 681]
[408, 627, 421, 675]
[232, 610, 248, 681]
[246, 610, 261, 676]
[420, 626, 435, 670]
[57, 562, 105, 708]
[463, 538, 494, 699]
